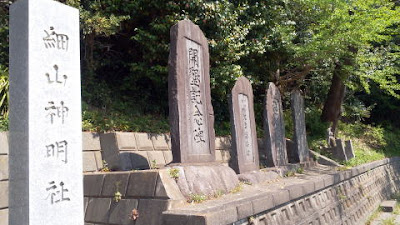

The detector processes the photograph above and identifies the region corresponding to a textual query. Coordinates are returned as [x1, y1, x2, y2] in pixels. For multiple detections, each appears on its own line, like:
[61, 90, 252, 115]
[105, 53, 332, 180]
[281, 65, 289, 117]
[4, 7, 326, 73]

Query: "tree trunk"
[321, 70, 346, 135]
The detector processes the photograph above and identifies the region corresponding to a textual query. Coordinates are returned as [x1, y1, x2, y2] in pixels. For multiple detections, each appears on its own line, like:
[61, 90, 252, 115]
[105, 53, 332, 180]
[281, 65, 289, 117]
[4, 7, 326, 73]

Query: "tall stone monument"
[9, 0, 83, 224]
[263, 82, 287, 167]
[229, 77, 259, 174]
[290, 90, 310, 163]
[168, 20, 215, 163]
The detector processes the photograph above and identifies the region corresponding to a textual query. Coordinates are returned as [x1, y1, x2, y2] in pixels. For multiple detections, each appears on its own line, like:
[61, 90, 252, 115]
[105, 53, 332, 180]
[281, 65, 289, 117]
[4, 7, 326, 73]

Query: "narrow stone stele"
[229, 77, 259, 174]
[263, 82, 288, 167]
[9, 0, 83, 224]
[168, 19, 215, 163]
[344, 140, 355, 160]
[290, 90, 310, 163]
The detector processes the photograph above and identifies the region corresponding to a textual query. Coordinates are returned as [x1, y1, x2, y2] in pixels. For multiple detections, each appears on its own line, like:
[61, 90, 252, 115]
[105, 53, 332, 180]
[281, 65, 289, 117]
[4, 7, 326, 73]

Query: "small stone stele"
[345, 140, 355, 160]
[168, 20, 215, 163]
[290, 90, 310, 163]
[229, 77, 259, 174]
[263, 82, 288, 167]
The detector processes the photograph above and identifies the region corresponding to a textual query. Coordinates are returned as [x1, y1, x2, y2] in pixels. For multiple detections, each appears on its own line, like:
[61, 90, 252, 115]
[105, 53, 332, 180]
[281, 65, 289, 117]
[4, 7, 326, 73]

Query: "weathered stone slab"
[126, 171, 158, 197]
[116, 132, 137, 150]
[263, 82, 287, 167]
[9, 1, 83, 224]
[101, 173, 130, 197]
[0, 132, 8, 155]
[172, 164, 239, 198]
[84, 174, 104, 197]
[345, 140, 355, 160]
[168, 19, 215, 163]
[229, 77, 259, 174]
[291, 90, 310, 163]
[136, 199, 170, 225]
[333, 139, 347, 161]
[100, 133, 136, 170]
[150, 134, 170, 150]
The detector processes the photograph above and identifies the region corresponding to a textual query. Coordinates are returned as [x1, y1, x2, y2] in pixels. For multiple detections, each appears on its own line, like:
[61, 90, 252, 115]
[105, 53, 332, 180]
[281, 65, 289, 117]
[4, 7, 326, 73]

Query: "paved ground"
[370, 211, 400, 225]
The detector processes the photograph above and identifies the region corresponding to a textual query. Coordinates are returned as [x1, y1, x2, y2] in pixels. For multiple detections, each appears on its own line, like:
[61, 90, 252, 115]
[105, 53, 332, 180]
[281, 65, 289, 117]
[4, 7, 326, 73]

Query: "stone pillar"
[263, 83, 287, 167]
[9, 0, 83, 224]
[290, 90, 310, 163]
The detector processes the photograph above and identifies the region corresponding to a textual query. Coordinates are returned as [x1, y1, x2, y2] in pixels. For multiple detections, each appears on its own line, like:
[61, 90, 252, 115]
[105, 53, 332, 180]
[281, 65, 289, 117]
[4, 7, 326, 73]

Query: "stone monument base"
[168, 163, 239, 198]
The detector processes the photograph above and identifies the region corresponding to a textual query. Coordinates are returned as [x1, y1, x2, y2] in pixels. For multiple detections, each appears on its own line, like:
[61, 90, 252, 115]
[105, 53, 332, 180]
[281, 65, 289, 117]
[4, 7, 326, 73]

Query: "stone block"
[0, 209, 8, 225]
[84, 174, 104, 197]
[0, 132, 8, 155]
[221, 150, 231, 162]
[135, 133, 154, 151]
[162, 213, 206, 225]
[0, 155, 8, 181]
[151, 134, 170, 150]
[163, 151, 173, 164]
[83, 152, 98, 172]
[82, 132, 101, 151]
[252, 193, 275, 214]
[116, 132, 137, 150]
[129, 151, 150, 170]
[126, 171, 158, 197]
[155, 169, 185, 201]
[0, 181, 8, 209]
[215, 150, 223, 162]
[236, 201, 253, 219]
[215, 136, 231, 150]
[136, 199, 170, 225]
[85, 198, 111, 223]
[94, 151, 103, 170]
[286, 184, 304, 200]
[100, 133, 123, 170]
[345, 140, 355, 160]
[101, 173, 130, 197]
[147, 151, 166, 167]
[272, 189, 290, 206]
[302, 180, 315, 195]
[108, 199, 138, 224]
[205, 205, 238, 224]
[313, 178, 325, 191]
[380, 200, 396, 212]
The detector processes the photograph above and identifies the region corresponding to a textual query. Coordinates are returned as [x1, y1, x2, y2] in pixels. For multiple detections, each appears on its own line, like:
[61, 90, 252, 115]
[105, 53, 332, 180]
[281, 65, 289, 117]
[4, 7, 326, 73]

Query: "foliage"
[188, 193, 207, 204]
[168, 168, 180, 180]
[0, 65, 8, 117]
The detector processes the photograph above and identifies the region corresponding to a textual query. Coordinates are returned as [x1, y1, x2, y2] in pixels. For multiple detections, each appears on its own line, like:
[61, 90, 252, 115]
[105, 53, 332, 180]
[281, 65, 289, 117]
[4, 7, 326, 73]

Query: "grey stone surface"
[0, 181, 8, 209]
[173, 164, 239, 198]
[252, 193, 275, 214]
[0, 155, 8, 181]
[135, 132, 154, 151]
[229, 77, 259, 174]
[291, 90, 310, 163]
[151, 133, 170, 150]
[168, 19, 215, 163]
[136, 199, 170, 225]
[345, 140, 355, 160]
[83, 151, 98, 172]
[84, 174, 104, 197]
[108, 199, 138, 225]
[309, 150, 342, 167]
[101, 173, 129, 197]
[9, 1, 83, 224]
[147, 151, 166, 167]
[215, 136, 231, 150]
[82, 132, 101, 151]
[126, 171, 158, 197]
[163, 151, 173, 164]
[116, 132, 137, 150]
[263, 82, 287, 167]
[333, 139, 347, 161]
[0, 132, 8, 155]
[155, 169, 186, 201]
[85, 198, 111, 223]
[129, 151, 150, 169]
[238, 170, 279, 184]
[0, 209, 8, 225]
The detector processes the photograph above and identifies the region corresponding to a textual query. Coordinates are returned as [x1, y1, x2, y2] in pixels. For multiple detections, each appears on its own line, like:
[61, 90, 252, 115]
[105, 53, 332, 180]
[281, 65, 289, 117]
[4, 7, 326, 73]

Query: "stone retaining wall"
[0, 132, 8, 225]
